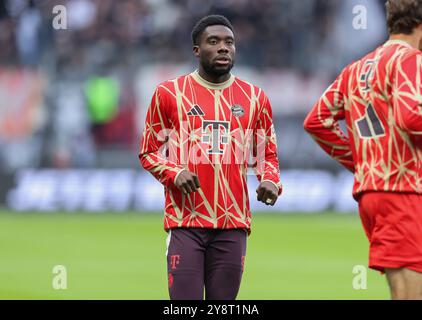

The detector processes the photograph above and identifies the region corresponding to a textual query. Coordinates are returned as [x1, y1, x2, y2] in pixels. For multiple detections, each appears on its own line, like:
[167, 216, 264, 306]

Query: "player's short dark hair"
[191, 15, 234, 45]
[386, 0, 422, 34]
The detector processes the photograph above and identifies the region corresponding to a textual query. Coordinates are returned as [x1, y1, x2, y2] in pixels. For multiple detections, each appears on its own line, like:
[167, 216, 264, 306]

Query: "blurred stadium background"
[0, 0, 391, 299]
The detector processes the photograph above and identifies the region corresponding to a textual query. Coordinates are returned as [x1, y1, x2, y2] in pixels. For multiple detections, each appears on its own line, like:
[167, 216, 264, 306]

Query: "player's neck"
[197, 67, 231, 84]
[389, 33, 421, 50]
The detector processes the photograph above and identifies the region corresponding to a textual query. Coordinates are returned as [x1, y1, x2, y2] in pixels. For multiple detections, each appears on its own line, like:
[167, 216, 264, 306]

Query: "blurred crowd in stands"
[0, 0, 388, 71]
[0, 0, 388, 172]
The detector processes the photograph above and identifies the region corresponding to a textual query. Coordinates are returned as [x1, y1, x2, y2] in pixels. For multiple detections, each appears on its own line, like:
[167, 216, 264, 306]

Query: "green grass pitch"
[0, 210, 389, 299]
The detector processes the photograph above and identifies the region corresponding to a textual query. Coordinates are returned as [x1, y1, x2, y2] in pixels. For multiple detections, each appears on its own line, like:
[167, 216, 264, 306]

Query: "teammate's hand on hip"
[256, 181, 278, 206]
[175, 170, 201, 194]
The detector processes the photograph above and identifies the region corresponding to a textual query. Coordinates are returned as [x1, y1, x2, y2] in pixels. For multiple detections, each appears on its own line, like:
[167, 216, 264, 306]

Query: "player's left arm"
[253, 90, 282, 206]
[303, 70, 355, 172]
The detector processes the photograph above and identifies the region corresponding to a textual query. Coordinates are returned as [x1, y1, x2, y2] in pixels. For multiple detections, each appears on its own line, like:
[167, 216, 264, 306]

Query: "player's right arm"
[303, 70, 355, 172]
[139, 86, 197, 191]
[392, 52, 422, 136]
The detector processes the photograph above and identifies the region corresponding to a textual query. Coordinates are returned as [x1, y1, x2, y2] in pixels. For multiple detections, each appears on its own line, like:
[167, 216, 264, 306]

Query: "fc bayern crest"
[231, 104, 245, 117]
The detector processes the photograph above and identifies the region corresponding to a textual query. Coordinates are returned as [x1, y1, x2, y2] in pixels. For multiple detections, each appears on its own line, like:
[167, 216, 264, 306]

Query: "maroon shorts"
[165, 228, 247, 300]
[358, 192, 422, 273]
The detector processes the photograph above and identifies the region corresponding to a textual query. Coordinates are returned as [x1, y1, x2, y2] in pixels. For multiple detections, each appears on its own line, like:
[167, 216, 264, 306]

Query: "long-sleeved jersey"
[139, 70, 282, 232]
[304, 40, 422, 198]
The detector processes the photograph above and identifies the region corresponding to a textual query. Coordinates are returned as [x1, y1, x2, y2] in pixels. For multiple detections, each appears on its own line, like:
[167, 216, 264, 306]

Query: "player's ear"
[416, 24, 422, 51]
[193, 45, 200, 58]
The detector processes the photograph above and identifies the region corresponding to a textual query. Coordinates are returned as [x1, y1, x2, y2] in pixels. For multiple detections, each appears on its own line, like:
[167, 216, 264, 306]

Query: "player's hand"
[256, 181, 278, 206]
[174, 170, 201, 194]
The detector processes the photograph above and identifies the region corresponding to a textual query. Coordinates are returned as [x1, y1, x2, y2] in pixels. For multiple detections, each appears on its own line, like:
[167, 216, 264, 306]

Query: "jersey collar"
[383, 39, 413, 49]
[191, 70, 235, 90]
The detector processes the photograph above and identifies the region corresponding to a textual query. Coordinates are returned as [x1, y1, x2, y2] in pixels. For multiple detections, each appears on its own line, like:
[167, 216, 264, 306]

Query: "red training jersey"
[304, 40, 422, 198]
[139, 70, 282, 232]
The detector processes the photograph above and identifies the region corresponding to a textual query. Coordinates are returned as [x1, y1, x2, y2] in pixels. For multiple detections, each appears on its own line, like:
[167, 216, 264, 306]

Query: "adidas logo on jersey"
[187, 105, 205, 116]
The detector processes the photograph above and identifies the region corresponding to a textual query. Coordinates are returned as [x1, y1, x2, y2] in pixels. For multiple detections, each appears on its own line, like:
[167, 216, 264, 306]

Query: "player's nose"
[217, 44, 229, 53]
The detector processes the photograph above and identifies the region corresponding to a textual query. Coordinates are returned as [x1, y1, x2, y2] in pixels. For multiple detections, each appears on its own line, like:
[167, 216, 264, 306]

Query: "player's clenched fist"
[175, 170, 201, 194]
[256, 181, 278, 206]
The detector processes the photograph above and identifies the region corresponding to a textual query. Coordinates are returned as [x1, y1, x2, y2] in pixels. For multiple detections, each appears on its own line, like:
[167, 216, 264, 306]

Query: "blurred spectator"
[16, 0, 42, 67]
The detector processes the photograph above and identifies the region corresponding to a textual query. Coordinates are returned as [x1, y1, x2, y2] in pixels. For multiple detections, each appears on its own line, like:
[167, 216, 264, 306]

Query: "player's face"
[194, 25, 236, 77]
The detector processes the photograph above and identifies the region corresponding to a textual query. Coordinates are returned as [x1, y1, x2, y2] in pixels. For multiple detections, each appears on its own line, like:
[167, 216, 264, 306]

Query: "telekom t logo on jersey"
[201, 120, 230, 154]
[170, 255, 181, 270]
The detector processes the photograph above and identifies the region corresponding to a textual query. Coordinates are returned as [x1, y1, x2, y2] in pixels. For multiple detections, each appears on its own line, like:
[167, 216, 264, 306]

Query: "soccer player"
[304, 0, 422, 300]
[139, 15, 282, 300]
